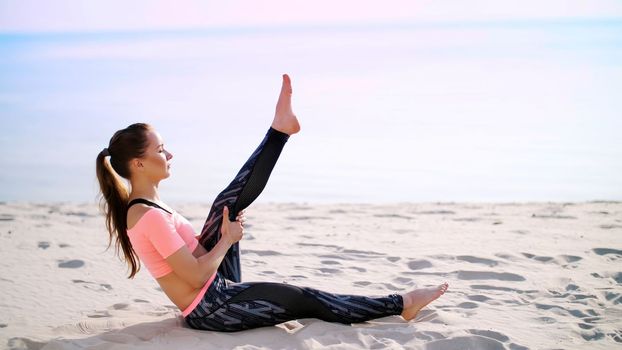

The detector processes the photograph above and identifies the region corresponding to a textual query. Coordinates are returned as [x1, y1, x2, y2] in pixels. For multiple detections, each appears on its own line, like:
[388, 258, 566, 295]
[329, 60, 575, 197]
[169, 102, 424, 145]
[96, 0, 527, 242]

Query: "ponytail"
[95, 123, 153, 278]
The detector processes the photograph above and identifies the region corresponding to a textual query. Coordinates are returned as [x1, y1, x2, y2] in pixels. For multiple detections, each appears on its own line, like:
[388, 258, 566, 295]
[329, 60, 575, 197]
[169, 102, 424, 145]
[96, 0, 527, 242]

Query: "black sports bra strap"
[127, 198, 172, 215]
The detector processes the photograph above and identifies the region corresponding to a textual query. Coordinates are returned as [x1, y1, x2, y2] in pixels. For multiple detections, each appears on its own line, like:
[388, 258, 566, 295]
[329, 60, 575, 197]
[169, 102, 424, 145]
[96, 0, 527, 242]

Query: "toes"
[281, 74, 292, 94]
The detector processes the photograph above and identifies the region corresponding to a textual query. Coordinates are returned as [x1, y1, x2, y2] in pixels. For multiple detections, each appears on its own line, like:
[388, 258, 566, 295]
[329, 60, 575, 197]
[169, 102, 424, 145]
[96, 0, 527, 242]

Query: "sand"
[1, 200, 621, 349]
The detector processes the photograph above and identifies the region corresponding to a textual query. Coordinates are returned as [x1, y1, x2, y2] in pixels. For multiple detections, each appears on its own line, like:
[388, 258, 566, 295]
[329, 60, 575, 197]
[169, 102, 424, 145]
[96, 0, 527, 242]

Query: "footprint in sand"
[456, 270, 526, 281]
[548, 285, 598, 302]
[87, 311, 112, 318]
[467, 294, 491, 302]
[241, 249, 282, 256]
[457, 302, 478, 309]
[379, 282, 401, 290]
[521, 252, 555, 263]
[63, 211, 96, 218]
[535, 303, 607, 338]
[7, 338, 46, 350]
[356, 281, 401, 290]
[610, 272, 622, 284]
[300, 242, 342, 250]
[393, 229, 416, 235]
[112, 303, 129, 310]
[467, 329, 510, 343]
[599, 224, 622, 229]
[604, 291, 622, 304]
[592, 248, 622, 257]
[452, 217, 481, 222]
[457, 255, 499, 267]
[286, 216, 332, 221]
[373, 213, 413, 220]
[72, 279, 113, 292]
[392, 276, 413, 285]
[319, 254, 352, 261]
[407, 259, 433, 270]
[578, 322, 595, 330]
[416, 210, 456, 215]
[426, 335, 526, 350]
[58, 259, 84, 268]
[426, 329, 530, 350]
[347, 266, 366, 272]
[342, 249, 385, 256]
[0, 214, 14, 221]
[38, 241, 50, 249]
[410, 331, 445, 342]
[559, 255, 582, 263]
[320, 260, 341, 265]
[288, 275, 307, 279]
[531, 213, 577, 219]
[581, 330, 608, 342]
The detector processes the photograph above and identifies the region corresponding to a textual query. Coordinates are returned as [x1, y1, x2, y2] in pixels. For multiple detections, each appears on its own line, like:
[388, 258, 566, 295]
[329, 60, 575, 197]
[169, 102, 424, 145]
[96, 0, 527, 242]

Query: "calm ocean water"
[1, 19, 621, 203]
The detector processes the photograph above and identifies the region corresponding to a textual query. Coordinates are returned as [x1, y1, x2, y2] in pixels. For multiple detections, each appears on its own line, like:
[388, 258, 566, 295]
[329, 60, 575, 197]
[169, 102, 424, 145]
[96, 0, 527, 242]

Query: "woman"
[95, 74, 448, 332]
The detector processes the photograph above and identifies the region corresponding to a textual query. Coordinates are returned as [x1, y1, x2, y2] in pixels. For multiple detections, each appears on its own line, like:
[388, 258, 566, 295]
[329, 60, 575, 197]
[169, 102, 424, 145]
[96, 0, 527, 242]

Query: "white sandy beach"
[1, 200, 621, 349]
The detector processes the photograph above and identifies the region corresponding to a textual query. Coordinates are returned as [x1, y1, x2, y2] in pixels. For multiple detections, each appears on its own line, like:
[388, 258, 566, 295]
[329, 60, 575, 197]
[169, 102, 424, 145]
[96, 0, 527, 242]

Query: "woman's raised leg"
[197, 74, 300, 282]
[198, 127, 289, 282]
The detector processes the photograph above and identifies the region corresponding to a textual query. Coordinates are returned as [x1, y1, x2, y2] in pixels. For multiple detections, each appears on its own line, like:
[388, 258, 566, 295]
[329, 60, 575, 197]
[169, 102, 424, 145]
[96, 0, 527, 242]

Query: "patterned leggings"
[185, 127, 403, 332]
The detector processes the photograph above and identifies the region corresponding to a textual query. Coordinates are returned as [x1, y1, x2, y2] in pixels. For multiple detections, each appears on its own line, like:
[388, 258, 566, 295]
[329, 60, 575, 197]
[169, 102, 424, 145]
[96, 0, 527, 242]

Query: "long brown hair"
[95, 122, 154, 278]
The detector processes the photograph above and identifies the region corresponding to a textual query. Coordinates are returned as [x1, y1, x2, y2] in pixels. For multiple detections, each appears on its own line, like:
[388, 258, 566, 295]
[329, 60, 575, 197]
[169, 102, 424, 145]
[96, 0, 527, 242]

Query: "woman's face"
[135, 129, 173, 181]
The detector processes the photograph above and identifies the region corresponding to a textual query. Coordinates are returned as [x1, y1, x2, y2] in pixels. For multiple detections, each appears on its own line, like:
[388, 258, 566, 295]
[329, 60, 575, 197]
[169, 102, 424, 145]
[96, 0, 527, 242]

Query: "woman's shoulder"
[126, 198, 176, 230]
[127, 204, 156, 231]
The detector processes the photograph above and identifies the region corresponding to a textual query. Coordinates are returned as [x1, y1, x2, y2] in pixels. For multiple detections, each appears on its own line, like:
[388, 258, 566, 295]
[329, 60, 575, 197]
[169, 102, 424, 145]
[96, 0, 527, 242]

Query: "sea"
[1, 18, 621, 203]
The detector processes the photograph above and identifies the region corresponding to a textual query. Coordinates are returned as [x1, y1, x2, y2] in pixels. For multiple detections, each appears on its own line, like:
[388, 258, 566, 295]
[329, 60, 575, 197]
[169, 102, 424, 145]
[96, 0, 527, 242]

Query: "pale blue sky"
[1, 1, 621, 203]
[2, 0, 622, 33]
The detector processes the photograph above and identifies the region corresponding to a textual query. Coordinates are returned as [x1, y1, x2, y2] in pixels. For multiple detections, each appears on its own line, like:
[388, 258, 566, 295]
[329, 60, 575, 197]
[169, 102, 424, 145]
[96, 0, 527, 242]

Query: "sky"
[1, 1, 621, 203]
[2, 0, 622, 33]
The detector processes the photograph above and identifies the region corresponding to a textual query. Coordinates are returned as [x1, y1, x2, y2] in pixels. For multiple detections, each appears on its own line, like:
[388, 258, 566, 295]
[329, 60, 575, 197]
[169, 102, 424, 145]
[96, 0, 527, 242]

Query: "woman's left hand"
[236, 210, 246, 227]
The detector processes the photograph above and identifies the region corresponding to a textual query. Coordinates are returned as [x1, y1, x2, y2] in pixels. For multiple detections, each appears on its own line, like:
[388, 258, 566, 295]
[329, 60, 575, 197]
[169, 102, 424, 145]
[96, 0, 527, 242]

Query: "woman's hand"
[220, 207, 245, 245]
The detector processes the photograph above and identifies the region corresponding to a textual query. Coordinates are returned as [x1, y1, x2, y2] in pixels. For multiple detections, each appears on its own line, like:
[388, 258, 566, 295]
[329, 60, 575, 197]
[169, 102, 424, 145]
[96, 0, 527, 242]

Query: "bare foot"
[271, 74, 300, 135]
[400, 282, 448, 321]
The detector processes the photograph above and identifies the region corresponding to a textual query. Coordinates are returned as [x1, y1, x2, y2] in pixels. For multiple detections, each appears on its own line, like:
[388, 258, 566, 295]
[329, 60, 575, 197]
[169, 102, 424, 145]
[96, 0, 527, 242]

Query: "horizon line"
[1, 16, 620, 40]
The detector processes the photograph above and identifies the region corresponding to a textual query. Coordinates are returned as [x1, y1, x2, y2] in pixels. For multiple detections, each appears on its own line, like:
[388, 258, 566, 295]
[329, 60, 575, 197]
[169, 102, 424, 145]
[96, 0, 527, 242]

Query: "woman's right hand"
[220, 206, 244, 245]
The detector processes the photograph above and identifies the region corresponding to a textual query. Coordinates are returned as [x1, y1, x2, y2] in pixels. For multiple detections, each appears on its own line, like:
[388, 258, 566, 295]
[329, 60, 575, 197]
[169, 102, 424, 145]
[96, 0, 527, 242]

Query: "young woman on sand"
[95, 74, 448, 332]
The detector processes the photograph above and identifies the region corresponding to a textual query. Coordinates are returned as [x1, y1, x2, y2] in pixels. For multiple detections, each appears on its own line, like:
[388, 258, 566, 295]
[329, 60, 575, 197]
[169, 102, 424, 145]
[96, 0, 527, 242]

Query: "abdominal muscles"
[156, 272, 202, 311]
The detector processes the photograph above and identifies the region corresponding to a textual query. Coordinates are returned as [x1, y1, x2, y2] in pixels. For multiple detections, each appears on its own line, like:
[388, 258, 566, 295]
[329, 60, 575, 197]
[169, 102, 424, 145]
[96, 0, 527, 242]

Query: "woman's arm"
[166, 206, 244, 288]
[192, 241, 208, 258]
[166, 237, 233, 288]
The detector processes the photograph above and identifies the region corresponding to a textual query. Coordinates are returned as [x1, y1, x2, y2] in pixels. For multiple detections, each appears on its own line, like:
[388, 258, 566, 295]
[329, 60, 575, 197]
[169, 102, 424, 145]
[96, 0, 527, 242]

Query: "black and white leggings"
[185, 127, 403, 332]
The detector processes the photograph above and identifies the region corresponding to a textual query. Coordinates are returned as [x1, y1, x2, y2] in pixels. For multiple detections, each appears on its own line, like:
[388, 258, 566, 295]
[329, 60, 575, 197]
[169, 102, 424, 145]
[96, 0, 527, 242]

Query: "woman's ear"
[130, 158, 143, 170]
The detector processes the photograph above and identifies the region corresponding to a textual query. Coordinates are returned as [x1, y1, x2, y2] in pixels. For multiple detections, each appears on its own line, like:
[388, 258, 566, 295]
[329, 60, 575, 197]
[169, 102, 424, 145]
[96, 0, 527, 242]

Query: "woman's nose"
[166, 152, 173, 160]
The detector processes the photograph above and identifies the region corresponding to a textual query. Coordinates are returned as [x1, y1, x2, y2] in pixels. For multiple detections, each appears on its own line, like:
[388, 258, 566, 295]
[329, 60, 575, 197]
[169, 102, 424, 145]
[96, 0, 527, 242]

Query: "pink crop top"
[127, 208, 216, 317]
[127, 208, 199, 278]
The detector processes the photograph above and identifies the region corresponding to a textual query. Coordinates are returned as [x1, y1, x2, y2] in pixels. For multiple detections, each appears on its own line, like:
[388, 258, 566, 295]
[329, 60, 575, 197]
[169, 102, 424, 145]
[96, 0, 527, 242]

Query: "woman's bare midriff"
[156, 271, 203, 311]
